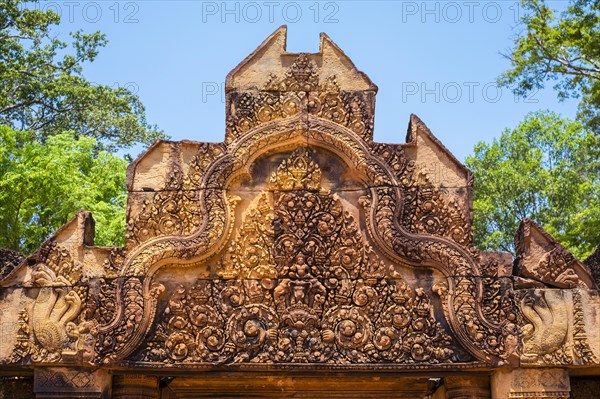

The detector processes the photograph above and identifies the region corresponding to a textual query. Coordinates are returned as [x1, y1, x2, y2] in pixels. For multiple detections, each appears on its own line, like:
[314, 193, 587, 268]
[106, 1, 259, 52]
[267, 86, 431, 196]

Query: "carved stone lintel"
[168, 374, 435, 398]
[33, 367, 110, 399]
[445, 376, 490, 399]
[112, 374, 159, 399]
[491, 368, 570, 399]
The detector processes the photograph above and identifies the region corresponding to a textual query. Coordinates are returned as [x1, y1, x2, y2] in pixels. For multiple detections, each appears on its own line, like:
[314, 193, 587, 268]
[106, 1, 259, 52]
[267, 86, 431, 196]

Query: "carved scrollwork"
[133, 151, 466, 366]
[8, 30, 600, 380]
[95, 104, 514, 368]
[140, 275, 460, 365]
[126, 143, 225, 246]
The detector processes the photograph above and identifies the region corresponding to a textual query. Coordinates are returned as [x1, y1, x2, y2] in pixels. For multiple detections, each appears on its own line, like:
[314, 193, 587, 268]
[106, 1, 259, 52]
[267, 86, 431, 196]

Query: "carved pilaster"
[112, 374, 159, 399]
[445, 376, 490, 399]
[491, 368, 570, 399]
[33, 368, 110, 398]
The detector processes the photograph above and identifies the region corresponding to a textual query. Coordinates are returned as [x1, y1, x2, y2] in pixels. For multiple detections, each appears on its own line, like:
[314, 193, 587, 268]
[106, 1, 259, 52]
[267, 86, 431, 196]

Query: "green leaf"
[466, 111, 599, 259]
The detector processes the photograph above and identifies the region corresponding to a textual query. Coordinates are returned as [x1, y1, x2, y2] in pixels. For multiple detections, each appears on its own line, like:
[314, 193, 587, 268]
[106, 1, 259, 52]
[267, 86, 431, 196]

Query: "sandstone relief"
[0, 26, 598, 398]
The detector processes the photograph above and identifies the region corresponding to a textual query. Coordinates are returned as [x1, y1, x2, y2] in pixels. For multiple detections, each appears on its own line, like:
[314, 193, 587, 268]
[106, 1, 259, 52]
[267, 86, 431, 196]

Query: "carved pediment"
[133, 149, 463, 366]
[1, 27, 599, 378]
[515, 219, 596, 289]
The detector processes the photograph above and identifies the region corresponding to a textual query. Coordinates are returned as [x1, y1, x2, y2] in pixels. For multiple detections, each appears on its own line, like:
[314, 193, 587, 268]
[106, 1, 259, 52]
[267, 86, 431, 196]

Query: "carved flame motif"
[140, 150, 459, 365]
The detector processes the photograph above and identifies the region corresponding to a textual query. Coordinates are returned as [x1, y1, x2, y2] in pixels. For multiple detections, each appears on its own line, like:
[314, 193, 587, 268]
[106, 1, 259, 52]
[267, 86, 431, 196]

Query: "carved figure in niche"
[289, 253, 311, 279]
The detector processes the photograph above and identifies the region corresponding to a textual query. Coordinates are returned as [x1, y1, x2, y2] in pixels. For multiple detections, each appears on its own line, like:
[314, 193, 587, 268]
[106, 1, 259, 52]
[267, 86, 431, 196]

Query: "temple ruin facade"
[1, 27, 599, 398]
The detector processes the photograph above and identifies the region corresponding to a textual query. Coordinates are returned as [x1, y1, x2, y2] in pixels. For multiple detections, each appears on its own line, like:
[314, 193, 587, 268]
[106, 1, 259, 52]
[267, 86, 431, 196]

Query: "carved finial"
[265, 53, 319, 92]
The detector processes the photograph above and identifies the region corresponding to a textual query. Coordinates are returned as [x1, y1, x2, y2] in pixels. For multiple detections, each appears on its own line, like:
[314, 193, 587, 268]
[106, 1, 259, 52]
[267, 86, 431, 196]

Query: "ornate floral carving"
[11, 309, 31, 362]
[223, 150, 386, 281]
[85, 279, 117, 326]
[4, 30, 600, 392]
[226, 54, 374, 143]
[370, 184, 509, 362]
[265, 53, 320, 92]
[369, 143, 472, 247]
[97, 278, 164, 363]
[535, 248, 586, 288]
[42, 243, 82, 285]
[96, 116, 515, 366]
[220, 192, 275, 279]
[126, 143, 226, 246]
[269, 149, 322, 191]
[136, 152, 461, 366]
[572, 291, 599, 364]
[140, 275, 459, 365]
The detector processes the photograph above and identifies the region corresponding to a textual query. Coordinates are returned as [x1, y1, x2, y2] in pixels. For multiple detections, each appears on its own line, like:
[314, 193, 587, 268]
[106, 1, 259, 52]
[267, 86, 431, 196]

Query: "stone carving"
[12, 309, 31, 362]
[584, 245, 600, 287]
[0, 26, 598, 397]
[0, 248, 24, 280]
[89, 110, 515, 366]
[138, 151, 459, 365]
[515, 219, 595, 289]
[537, 248, 583, 287]
[265, 53, 321, 92]
[519, 289, 570, 365]
[142, 277, 458, 365]
[572, 290, 600, 365]
[370, 142, 472, 247]
[227, 53, 374, 143]
[10, 243, 91, 364]
[31, 264, 82, 357]
[33, 367, 110, 398]
[126, 142, 226, 246]
[492, 368, 571, 399]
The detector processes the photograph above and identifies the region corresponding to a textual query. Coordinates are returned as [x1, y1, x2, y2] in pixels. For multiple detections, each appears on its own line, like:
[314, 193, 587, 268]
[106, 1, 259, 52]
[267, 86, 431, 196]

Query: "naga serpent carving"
[96, 116, 507, 365]
[520, 290, 569, 362]
[31, 264, 82, 358]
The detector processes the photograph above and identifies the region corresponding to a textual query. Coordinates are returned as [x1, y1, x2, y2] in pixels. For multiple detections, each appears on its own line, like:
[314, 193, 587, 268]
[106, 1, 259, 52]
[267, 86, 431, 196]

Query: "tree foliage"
[500, 0, 600, 134]
[0, 126, 127, 254]
[0, 0, 167, 253]
[0, 0, 164, 150]
[466, 111, 599, 259]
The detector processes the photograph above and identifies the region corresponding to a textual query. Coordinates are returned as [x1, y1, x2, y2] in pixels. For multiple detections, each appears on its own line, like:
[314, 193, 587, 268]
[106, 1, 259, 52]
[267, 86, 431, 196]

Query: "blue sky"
[44, 0, 577, 161]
